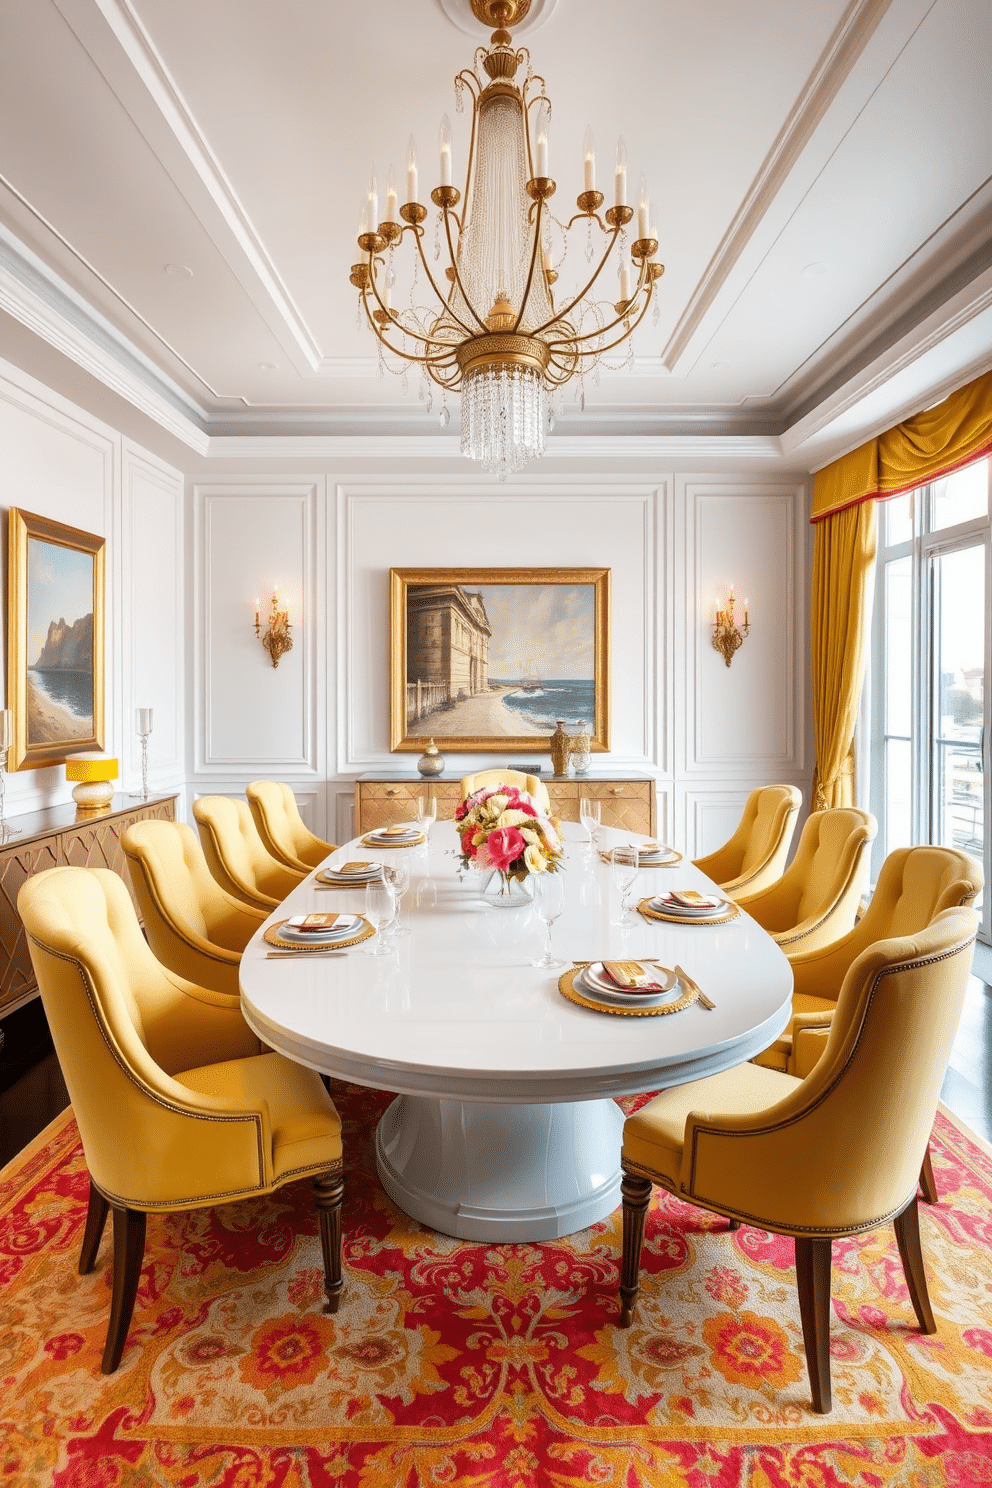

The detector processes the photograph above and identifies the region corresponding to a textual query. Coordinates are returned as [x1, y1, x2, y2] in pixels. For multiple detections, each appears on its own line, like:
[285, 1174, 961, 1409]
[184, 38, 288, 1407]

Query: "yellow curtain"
[810, 499, 877, 809]
[807, 367, 992, 809]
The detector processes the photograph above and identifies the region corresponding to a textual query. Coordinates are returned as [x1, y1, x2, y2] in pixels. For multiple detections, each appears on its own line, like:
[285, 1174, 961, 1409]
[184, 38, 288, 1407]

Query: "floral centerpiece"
[454, 783, 564, 885]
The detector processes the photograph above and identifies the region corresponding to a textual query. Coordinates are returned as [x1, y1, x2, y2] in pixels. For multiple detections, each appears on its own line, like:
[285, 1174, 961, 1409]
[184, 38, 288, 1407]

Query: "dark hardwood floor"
[2, 974, 990, 1172]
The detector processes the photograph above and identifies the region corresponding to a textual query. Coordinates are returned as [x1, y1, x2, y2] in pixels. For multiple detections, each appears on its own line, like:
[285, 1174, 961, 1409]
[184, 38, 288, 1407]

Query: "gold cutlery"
[674, 963, 715, 1010]
[265, 949, 348, 959]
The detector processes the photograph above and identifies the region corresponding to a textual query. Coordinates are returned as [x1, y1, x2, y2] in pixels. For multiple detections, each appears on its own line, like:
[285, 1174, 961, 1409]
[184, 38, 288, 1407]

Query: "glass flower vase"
[480, 869, 534, 909]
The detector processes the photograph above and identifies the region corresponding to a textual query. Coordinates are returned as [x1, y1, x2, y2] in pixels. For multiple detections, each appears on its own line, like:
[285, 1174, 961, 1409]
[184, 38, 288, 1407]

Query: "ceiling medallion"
[350, 9, 663, 477]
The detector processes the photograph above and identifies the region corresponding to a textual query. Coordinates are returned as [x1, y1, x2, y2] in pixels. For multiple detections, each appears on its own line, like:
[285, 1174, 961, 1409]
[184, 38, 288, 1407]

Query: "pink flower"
[487, 826, 526, 871]
[474, 840, 495, 870]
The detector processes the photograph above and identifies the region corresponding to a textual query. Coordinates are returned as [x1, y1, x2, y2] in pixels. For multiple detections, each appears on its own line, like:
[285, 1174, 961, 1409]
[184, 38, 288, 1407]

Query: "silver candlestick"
[134, 708, 153, 801]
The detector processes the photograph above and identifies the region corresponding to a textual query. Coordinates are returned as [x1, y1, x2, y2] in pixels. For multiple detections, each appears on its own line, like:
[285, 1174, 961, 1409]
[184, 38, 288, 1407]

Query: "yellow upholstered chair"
[18, 867, 344, 1374]
[618, 905, 978, 1414]
[193, 795, 305, 912]
[246, 780, 336, 873]
[460, 769, 551, 811]
[692, 784, 802, 898]
[734, 807, 876, 955]
[122, 819, 266, 998]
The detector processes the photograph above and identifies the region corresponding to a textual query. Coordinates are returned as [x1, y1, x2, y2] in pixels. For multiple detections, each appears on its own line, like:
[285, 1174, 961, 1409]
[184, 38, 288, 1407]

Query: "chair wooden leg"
[79, 1179, 110, 1275]
[795, 1235, 833, 1414]
[102, 1206, 146, 1375]
[919, 1144, 938, 1204]
[619, 1171, 653, 1328]
[893, 1196, 936, 1334]
[314, 1166, 344, 1314]
[727, 1217, 741, 1230]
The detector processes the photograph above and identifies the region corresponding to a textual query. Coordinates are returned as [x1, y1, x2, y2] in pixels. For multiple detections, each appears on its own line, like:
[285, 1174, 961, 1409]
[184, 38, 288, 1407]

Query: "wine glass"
[388, 859, 411, 938]
[532, 871, 567, 969]
[364, 872, 396, 955]
[415, 797, 437, 847]
[579, 796, 601, 849]
[610, 844, 639, 926]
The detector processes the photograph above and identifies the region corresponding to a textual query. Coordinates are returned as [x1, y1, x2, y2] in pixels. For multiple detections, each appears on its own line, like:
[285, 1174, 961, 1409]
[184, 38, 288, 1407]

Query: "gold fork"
[673, 963, 715, 1010]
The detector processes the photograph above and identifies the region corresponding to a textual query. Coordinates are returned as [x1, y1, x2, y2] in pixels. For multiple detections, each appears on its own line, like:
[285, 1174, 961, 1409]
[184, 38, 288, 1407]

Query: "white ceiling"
[0, 0, 990, 468]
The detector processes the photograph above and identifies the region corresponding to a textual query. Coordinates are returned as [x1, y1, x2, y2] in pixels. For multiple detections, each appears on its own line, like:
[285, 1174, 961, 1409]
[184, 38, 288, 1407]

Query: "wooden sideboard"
[354, 773, 655, 837]
[0, 794, 178, 1018]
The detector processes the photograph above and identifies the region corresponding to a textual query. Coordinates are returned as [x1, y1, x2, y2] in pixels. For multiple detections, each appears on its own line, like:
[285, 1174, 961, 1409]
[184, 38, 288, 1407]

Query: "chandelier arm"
[440, 210, 491, 334]
[457, 70, 481, 201]
[528, 226, 625, 336]
[563, 209, 608, 232]
[511, 194, 547, 335]
[552, 284, 655, 357]
[362, 272, 469, 351]
[408, 232, 481, 339]
[361, 290, 461, 366]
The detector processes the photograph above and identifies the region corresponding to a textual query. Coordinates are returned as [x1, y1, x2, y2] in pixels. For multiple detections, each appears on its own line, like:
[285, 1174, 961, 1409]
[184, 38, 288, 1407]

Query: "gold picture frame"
[390, 567, 610, 754]
[7, 508, 106, 772]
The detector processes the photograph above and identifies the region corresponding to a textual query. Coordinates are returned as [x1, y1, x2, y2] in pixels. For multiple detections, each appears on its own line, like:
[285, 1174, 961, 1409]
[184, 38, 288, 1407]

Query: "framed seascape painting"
[390, 567, 610, 753]
[7, 508, 105, 771]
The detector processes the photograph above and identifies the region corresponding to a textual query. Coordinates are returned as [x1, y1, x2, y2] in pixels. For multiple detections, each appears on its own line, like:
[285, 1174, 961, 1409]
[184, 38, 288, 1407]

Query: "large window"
[870, 458, 990, 945]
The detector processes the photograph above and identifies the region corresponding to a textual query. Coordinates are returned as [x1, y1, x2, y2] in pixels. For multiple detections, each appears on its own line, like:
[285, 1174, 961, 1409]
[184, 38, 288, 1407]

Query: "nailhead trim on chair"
[680, 932, 976, 1233]
[122, 849, 242, 967]
[25, 934, 268, 1200]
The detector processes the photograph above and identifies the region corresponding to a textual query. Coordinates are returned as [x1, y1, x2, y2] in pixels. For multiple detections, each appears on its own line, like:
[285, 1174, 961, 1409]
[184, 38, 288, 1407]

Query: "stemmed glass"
[415, 797, 437, 849]
[610, 844, 639, 926]
[388, 859, 411, 938]
[364, 872, 396, 955]
[532, 871, 567, 969]
[579, 796, 601, 850]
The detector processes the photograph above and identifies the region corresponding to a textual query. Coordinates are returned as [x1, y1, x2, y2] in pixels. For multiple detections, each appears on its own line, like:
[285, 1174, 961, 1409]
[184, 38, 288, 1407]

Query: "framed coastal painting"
[6, 508, 105, 771]
[389, 567, 610, 753]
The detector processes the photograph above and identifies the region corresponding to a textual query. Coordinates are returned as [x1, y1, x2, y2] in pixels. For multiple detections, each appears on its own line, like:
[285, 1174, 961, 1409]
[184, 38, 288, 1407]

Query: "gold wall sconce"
[254, 590, 293, 668]
[712, 585, 750, 667]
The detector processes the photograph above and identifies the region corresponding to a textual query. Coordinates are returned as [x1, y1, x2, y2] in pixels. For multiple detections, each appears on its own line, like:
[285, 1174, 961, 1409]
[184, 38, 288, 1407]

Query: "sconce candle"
[255, 590, 294, 668]
[134, 709, 153, 800]
[711, 585, 751, 668]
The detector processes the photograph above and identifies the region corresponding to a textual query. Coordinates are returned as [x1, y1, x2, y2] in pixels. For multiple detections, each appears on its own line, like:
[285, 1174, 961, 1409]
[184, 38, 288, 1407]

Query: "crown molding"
[661, 0, 895, 372]
[205, 432, 783, 461]
[0, 223, 209, 454]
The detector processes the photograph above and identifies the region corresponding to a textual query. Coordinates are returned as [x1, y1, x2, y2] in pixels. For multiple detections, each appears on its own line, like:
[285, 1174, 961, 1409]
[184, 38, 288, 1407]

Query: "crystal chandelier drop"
[349, 0, 664, 479]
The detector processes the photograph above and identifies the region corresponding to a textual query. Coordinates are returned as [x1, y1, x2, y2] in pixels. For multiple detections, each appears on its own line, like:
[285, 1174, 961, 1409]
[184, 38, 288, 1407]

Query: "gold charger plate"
[598, 847, 682, 866]
[315, 867, 396, 887]
[360, 832, 425, 849]
[263, 917, 375, 950]
[637, 896, 740, 926]
[558, 965, 697, 1017]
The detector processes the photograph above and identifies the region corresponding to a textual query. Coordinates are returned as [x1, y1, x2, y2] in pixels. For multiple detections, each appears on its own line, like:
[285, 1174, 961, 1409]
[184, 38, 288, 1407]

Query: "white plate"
[277, 914, 361, 944]
[637, 848, 680, 864]
[650, 894, 727, 918]
[368, 828, 420, 842]
[576, 962, 681, 1006]
[321, 866, 383, 882]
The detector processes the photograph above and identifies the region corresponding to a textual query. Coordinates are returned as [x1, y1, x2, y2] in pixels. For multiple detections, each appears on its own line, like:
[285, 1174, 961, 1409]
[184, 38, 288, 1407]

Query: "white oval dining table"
[239, 821, 793, 1243]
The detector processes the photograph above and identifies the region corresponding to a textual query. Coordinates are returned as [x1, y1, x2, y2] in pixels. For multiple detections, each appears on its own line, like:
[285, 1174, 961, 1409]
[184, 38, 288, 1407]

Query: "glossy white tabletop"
[240, 822, 794, 1104]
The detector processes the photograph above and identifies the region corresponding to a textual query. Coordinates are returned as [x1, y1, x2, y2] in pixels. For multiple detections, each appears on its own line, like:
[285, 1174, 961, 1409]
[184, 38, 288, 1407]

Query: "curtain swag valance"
[811, 367, 992, 523]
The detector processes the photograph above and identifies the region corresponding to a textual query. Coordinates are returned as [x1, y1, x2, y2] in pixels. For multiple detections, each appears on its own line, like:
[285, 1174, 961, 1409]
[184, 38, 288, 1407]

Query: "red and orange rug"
[2, 1084, 991, 1486]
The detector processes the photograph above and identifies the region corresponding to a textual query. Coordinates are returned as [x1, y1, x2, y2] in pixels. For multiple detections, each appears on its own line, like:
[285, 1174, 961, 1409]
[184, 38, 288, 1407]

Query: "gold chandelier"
[349, 0, 664, 477]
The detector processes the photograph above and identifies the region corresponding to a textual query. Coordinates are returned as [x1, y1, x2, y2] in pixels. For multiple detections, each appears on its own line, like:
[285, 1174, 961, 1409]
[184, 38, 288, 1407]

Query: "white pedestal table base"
[376, 1094, 625, 1242]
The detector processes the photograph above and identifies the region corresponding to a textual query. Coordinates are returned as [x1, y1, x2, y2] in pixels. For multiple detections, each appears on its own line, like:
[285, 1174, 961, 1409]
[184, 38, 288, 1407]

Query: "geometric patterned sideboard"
[354, 773, 654, 838]
[0, 794, 177, 1018]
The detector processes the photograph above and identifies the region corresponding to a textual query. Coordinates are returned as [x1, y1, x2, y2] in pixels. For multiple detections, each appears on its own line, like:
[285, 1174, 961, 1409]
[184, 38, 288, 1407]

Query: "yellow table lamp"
[65, 753, 118, 811]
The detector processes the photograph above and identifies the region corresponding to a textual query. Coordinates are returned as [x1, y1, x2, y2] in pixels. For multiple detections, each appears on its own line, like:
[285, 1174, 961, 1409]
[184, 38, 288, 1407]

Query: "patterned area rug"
[2, 1084, 991, 1487]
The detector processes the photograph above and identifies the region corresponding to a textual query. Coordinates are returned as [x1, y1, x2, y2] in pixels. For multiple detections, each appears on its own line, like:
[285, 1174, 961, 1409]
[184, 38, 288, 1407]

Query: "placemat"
[263, 917, 375, 950]
[557, 965, 697, 1017]
[636, 896, 740, 926]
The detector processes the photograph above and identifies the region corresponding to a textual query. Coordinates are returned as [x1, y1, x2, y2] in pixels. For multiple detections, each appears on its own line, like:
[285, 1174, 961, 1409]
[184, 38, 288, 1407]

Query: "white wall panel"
[193, 483, 322, 775]
[121, 445, 183, 796]
[681, 482, 806, 775]
[335, 480, 668, 775]
[0, 362, 117, 815]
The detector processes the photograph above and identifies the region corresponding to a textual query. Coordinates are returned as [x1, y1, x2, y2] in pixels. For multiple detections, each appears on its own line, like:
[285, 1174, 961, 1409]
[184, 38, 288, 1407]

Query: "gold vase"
[550, 720, 571, 777]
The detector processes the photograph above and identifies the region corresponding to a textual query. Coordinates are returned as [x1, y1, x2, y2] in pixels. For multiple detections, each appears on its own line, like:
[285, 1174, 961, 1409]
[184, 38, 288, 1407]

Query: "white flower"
[524, 843, 548, 874]
[496, 808, 532, 829]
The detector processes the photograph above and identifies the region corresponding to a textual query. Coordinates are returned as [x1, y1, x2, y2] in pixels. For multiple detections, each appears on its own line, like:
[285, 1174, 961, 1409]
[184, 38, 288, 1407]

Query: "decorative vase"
[480, 869, 534, 909]
[417, 738, 445, 777]
[550, 720, 571, 777]
[570, 720, 591, 775]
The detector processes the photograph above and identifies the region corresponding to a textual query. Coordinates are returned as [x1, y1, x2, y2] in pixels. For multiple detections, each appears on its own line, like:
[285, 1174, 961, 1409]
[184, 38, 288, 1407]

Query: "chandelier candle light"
[349, 0, 664, 478]
[712, 585, 750, 667]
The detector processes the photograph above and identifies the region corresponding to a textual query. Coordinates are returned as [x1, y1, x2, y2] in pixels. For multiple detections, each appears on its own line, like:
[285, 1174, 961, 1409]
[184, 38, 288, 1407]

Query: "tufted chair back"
[460, 769, 551, 810]
[693, 784, 802, 897]
[246, 780, 335, 872]
[193, 795, 305, 911]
